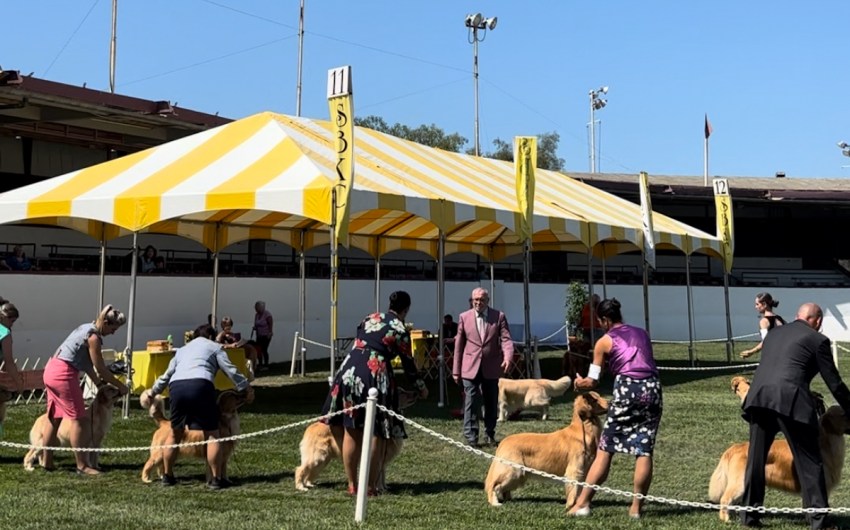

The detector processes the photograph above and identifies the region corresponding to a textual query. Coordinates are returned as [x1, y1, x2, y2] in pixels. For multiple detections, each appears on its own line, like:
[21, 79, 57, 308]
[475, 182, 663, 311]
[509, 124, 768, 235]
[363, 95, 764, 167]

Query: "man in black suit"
[740, 303, 850, 530]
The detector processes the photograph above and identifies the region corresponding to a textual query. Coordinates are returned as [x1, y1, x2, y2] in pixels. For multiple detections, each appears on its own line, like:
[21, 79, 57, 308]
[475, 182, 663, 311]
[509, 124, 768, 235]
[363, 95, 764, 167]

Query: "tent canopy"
[0, 111, 724, 262]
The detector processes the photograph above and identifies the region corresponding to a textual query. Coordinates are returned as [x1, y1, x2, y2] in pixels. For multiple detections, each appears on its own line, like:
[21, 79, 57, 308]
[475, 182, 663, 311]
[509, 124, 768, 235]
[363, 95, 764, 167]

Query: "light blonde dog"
[295, 389, 417, 493]
[484, 391, 609, 508]
[23, 384, 122, 471]
[708, 377, 844, 522]
[140, 389, 251, 483]
[498, 375, 572, 422]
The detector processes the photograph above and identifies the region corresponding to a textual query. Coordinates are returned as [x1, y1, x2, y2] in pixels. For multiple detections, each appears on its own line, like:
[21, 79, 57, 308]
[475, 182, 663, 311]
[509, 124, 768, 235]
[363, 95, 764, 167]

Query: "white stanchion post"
[355, 388, 379, 523]
[290, 332, 300, 377]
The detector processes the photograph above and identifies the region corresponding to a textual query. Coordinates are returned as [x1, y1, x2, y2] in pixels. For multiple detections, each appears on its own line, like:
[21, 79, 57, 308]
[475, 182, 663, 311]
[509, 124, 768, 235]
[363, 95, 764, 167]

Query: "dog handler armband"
[759, 328, 768, 340]
[587, 364, 602, 381]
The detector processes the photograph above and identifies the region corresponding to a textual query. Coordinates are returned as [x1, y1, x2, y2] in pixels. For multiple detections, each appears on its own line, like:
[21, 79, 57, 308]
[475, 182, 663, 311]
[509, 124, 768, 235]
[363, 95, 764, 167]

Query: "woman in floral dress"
[569, 298, 662, 520]
[322, 290, 428, 495]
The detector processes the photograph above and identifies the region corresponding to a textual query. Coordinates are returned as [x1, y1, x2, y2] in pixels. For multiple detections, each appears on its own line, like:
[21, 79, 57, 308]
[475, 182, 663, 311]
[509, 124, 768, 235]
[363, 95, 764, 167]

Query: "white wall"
[2, 274, 849, 365]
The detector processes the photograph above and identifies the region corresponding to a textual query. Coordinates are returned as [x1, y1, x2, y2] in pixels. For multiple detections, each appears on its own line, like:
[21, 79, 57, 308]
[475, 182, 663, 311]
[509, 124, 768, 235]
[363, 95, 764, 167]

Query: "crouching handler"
[141, 324, 252, 489]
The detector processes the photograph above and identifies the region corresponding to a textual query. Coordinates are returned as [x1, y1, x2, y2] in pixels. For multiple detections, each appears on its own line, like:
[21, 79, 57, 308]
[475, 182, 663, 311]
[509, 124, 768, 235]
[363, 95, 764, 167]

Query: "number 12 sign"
[327, 66, 352, 99]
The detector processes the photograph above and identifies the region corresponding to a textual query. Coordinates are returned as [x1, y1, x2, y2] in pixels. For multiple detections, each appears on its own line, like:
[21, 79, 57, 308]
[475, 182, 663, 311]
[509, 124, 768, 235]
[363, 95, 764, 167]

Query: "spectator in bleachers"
[1, 245, 33, 271]
[740, 292, 786, 359]
[153, 255, 167, 273]
[139, 245, 158, 273]
[0, 300, 24, 393]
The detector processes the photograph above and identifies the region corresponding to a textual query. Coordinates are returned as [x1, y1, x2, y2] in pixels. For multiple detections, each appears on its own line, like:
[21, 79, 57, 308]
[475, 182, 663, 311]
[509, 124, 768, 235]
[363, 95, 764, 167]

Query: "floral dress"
[322, 311, 425, 439]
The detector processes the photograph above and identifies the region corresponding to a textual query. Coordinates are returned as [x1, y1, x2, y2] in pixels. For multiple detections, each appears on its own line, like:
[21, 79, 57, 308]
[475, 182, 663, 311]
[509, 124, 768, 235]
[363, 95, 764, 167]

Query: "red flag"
[705, 114, 713, 139]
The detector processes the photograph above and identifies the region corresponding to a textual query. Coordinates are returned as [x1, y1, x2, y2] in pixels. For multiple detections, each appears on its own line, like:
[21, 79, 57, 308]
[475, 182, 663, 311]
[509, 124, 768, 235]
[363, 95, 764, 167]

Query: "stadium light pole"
[466, 13, 497, 157]
[589, 86, 608, 173]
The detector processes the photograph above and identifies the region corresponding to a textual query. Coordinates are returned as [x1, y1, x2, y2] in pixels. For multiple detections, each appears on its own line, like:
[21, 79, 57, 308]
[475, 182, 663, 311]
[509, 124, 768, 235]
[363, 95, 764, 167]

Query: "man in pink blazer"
[453, 287, 514, 447]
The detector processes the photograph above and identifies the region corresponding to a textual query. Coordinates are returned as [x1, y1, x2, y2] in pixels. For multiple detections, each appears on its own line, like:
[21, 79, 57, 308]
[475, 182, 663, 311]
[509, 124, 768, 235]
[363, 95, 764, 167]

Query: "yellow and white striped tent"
[0, 111, 724, 264]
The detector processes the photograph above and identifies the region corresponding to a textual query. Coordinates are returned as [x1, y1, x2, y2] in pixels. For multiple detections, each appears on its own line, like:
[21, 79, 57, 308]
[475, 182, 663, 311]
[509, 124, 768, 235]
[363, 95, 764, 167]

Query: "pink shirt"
[254, 309, 273, 337]
[606, 324, 658, 378]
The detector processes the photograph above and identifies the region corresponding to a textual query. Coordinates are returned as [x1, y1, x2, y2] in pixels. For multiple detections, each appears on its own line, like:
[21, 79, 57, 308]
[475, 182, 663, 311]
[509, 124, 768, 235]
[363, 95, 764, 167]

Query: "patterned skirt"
[599, 374, 663, 456]
[321, 349, 407, 440]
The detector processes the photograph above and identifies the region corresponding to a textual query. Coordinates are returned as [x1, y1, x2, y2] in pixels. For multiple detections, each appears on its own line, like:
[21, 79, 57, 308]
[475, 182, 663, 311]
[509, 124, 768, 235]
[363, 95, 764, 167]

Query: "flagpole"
[704, 136, 709, 187]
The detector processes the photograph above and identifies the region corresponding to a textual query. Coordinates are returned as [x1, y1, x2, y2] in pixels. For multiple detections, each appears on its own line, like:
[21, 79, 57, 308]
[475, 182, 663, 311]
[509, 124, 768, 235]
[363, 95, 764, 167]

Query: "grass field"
[2, 341, 850, 530]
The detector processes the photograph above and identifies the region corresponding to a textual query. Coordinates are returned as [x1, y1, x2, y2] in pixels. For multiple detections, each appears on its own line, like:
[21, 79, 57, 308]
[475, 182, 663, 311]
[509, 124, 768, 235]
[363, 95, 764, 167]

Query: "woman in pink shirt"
[570, 298, 662, 520]
[251, 301, 273, 370]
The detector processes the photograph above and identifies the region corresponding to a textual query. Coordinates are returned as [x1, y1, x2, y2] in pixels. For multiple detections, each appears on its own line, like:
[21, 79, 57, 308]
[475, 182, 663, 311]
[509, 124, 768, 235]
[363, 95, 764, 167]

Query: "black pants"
[254, 335, 271, 366]
[462, 369, 498, 443]
[741, 409, 829, 529]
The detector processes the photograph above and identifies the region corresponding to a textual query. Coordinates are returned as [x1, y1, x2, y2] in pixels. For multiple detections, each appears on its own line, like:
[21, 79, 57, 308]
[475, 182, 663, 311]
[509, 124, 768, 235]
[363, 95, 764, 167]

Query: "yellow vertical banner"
[513, 136, 536, 243]
[712, 178, 734, 273]
[327, 66, 354, 244]
[638, 171, 656, 269]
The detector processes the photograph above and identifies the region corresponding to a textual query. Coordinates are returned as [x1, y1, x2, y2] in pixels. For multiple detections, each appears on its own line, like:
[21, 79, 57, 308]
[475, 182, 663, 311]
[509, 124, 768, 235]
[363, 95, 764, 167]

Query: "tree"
[354, 115, 468, 153]
[355, 115, 565, 171]
[476, 131, 565, 171]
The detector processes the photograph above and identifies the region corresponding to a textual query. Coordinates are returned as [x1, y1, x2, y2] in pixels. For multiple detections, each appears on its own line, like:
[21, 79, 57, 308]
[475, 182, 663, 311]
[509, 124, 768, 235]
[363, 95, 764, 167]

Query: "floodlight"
[600, 86, 609, 94]
[465, 13, 483, 28]
[839, 141, 849, 149]
[485, 17, 498, 30]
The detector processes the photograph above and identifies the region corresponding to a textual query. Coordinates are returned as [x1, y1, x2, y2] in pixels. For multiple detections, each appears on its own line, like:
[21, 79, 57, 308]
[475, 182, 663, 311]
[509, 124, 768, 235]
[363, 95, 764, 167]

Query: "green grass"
[2, 341, 849, 529]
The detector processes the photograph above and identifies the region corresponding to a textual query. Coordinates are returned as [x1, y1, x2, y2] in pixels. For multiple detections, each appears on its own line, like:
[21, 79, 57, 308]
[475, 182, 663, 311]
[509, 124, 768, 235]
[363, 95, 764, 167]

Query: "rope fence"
[1, 395, 845, 518]
[380, 405, 850, 516]
[653, 332, 759, 345]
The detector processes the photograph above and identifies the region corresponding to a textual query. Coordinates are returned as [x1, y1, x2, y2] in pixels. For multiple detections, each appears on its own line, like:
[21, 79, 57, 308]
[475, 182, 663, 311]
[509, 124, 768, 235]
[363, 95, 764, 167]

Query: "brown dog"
[709, 378, 841, 522]
[23, 384, 122, 471]
[140, 389, 251, 483]
[484, 391, 609, 508]
[498, 376, 572, 421]
[294, 388, 417, 493]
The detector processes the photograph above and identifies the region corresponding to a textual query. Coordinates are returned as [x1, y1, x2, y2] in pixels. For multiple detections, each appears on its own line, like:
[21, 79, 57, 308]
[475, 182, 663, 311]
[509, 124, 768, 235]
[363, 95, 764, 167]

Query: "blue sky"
[4, 1, 850, 178]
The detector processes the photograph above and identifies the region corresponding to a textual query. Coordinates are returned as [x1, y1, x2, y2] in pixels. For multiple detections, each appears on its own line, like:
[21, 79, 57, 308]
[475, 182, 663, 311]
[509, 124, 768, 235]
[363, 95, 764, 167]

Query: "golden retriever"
[709, 378, 841, 522]
[730, 376, 750, 402]
[498, 376, 572, 422]
[23, 384, 122, 471]
[140, 389, 251, 483]
[294, 388, 417, 493]
[484, 391, 609, 508]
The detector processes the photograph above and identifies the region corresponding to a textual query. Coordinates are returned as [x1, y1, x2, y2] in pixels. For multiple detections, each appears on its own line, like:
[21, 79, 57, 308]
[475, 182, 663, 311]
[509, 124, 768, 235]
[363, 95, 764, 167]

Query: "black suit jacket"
[743, 319, 850, 427]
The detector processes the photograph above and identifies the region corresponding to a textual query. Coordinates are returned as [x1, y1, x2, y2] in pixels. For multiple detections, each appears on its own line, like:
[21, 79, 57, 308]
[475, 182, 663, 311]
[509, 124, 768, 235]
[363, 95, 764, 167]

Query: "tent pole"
[522, 240, 532, 377]
[374, 239, 381, 314]
[329, 188, 339, 385]
[299, 231, 306, 376]
[601, 244, 608, 299]
[121, 231, 139, 419]
[723, 269, 733, 363]
[437, 231, 446, 408]
[685, 254, 695, 366]
[587, 248, 595, 345]
[210, 224, 220, 333]
[97, 227, 107, 312]
[489, 252, 495, 307]
[642, 260, 651, 336]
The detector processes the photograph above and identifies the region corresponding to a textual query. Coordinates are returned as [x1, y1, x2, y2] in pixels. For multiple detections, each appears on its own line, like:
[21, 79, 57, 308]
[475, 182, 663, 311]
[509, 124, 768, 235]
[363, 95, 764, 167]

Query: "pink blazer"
[453, 307, 514, 380]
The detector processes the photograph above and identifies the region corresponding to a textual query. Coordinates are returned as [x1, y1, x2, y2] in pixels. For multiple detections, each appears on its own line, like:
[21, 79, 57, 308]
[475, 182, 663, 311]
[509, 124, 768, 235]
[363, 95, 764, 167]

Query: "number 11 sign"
[327, 66, 352, 99]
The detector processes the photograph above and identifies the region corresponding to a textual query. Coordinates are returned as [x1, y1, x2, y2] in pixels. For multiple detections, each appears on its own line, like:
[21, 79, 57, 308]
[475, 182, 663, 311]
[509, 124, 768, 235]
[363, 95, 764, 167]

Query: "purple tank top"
[606, 324, 658, 378]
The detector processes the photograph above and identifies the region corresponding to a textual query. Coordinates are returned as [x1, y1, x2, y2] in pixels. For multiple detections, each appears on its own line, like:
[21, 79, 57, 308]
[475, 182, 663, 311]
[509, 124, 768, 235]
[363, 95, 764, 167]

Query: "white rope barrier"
[836, 343, 850, 354]
[0, 405, 365, 453]
[297, 336, 333, 350]
[379, 404, 850, 516]
[656, 362, 759, 372]
[653, 332, 759, 345]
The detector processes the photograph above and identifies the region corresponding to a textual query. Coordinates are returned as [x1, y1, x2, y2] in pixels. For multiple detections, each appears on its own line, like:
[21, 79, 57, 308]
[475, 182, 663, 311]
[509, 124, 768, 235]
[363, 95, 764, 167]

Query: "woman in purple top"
[569, 298, 663, 520]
